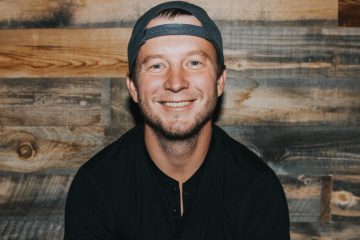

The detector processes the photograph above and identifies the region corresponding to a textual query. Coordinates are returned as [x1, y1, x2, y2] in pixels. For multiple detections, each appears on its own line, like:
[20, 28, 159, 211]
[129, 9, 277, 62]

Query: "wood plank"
[0, 28, 130, 78]
[0, 127, 105, 172]
[339, 0, 360, 27]
[0, 216, 64, 240]
[331, 175, 360, 222]
[220, 126, 360, 176]
[221, 26, 360, 78]
[1, 26, 359, 78]
[279, 175, 332, 222]
[0, 170, 75, 216]
[0, 78, 111, 126]
[220, 77, 359, 126]
[291, 222, 360, 240]
[0, 0, 338, 29]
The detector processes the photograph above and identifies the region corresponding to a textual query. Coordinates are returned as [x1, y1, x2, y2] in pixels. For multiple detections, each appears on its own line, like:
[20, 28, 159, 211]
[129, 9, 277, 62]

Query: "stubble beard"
[138, 89, 218, 142]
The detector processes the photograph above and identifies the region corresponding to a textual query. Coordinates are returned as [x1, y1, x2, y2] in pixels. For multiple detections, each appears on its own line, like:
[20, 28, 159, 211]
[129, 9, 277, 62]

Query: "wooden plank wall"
[0, 0, 359, 239]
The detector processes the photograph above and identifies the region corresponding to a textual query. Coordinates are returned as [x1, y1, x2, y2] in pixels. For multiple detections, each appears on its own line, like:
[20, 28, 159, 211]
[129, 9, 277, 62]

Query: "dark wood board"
[0, 78, 111, 126]
[279, 175, 332, 223]
[339, 0, 360, 27]
[0, 216, 64, 240]
[221, 125, 360, 176]
[291, 222, 360, 239]
[331, 175, 360, 222]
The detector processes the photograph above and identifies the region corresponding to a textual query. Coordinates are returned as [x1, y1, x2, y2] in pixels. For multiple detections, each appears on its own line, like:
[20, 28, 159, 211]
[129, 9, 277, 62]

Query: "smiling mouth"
[161, 101, 192, 107]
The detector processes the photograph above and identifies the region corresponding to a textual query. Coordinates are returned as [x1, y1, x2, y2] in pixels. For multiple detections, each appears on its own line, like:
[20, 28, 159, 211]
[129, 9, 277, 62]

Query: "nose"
[164, 67, 189, 92]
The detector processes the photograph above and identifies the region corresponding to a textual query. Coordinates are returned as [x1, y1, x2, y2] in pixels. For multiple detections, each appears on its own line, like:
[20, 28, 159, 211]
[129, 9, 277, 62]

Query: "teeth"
[163, 101, 191, 107]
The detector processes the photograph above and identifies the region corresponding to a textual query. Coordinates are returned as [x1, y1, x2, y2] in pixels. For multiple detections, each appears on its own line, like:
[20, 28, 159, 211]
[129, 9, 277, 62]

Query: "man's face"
[127, 15, 226, 140]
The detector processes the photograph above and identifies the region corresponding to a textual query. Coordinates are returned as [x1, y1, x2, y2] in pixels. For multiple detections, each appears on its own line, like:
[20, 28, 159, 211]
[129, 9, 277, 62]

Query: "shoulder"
[74, 126, 144, 187]
[213, 125, 284, 201]
[213, 125, 272, 178]
[82, 126, 142, 170]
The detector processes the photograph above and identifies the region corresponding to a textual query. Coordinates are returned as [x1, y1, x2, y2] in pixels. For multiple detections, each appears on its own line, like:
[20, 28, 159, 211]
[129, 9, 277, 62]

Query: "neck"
[144, 122, 212, 184]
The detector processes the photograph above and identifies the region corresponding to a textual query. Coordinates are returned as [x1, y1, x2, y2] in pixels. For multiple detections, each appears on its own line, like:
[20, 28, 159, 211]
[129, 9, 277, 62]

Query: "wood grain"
[291, 222, 360, 240]
[0, 28, 130, 78]
[0, 216, 64, 240]
[221, 26, 360, 78]
[339, 0, 360, 27]
[0, 78, 111, 126]
[331, 175, 360, 222]
[0, 170, 75, 215]
[0, 127, 105, 172]
[1, 26, 359, 78]
[280, 175, 332, 222]
[0, 0, 338, 29]
[220, 126, 360, 176]
[220, 77, 359, 126]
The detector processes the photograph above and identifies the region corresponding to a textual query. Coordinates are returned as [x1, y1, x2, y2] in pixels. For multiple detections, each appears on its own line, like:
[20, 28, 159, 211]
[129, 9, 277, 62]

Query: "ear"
[216, 69, 227, 97]
[126, 75, 139, 103]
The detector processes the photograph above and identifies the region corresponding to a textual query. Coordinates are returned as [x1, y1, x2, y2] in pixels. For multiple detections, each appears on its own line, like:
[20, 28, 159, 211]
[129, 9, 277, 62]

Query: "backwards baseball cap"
[127, 1, 224, 76]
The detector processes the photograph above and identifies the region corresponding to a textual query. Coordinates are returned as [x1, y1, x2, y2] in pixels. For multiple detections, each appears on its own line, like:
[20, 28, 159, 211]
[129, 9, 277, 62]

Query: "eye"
[148, 63, 164, 72]
[187, 60, 203, 69]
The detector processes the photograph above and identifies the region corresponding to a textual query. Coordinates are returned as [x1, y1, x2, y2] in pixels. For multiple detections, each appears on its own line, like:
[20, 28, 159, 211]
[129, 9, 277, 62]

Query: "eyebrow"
[139, 50, 213, 66]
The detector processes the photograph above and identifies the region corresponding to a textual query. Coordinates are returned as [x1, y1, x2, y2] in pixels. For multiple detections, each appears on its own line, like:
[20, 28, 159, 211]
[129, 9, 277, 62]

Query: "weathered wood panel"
[1, 26, 359, 78]
[221, 26, 360, 78]
[221, 77, 359, 126]
[221, 126, 360, 176]
[331, 175, 360, 222]
[0, 216, 64, 240]
[0, 127, 105, 172]
[291, 223, 360, 240]
[0, 78, 111, 126]
[280, 175, 332, 223]
[0, 170, 74, 215]
[0, 28, 130, 78]
[0, 0, 338, 29]
[339, 0, 360, 27]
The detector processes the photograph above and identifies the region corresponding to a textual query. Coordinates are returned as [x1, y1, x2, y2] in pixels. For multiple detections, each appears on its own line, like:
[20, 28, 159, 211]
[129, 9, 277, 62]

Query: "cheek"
[137, 78, 163, 100]
[187, 72, 217, 91]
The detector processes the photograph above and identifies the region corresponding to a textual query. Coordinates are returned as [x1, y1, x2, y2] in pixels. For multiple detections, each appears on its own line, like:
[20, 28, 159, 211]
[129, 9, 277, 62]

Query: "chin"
[146, 118, 209, 141]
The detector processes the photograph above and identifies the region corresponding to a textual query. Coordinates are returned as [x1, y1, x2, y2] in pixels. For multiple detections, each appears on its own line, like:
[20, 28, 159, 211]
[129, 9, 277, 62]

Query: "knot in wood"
[17, 143, 34, 159]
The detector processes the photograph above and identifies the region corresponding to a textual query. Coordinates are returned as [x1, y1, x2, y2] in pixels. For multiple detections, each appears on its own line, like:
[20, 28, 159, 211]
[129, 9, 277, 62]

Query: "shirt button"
[172, 186, 178, 192]
[171, 209, 178, 215]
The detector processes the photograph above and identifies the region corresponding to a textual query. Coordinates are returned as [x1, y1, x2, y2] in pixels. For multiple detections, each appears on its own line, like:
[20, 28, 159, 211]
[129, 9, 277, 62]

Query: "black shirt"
[65, 125, 290, 240]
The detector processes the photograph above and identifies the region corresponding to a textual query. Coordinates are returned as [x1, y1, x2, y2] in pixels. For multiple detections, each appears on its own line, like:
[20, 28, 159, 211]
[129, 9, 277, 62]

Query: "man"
[65, 1, 290, 239]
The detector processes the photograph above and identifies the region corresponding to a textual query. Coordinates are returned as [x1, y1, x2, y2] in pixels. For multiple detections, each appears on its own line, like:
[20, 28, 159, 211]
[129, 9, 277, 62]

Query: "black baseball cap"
[127, 1, 224, 76]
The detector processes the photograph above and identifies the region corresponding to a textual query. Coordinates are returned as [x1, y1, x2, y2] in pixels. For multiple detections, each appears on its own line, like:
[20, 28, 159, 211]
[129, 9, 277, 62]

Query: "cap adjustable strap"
[141, 24, 211, 44]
